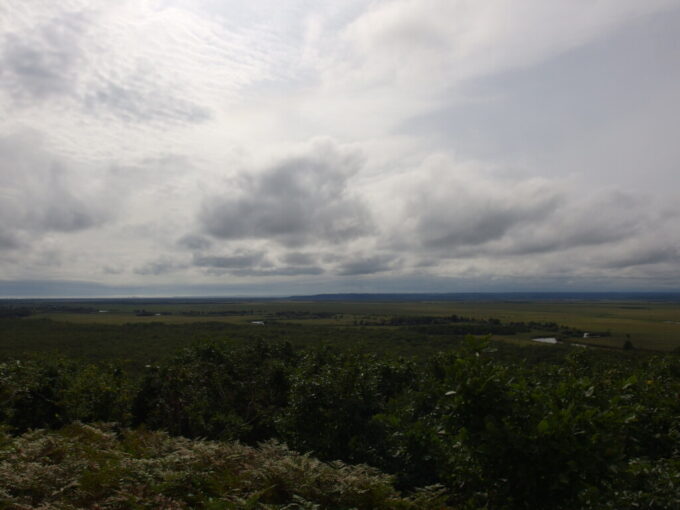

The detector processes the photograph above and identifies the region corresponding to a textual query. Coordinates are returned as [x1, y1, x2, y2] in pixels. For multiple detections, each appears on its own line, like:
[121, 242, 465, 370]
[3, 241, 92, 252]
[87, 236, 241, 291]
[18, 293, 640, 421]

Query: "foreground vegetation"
[0, 423, 447, 509]
[0, 298, 679, 509]
[1, 339, 678, 509]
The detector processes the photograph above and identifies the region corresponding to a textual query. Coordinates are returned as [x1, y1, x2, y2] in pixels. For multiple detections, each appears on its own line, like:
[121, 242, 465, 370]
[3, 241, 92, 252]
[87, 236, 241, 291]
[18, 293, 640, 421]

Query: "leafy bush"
[132, 340, 296, 442]
[277, 350, 415, 466]
[0, 423, 450, 509]
[0, 359, 133, 432]
[1, 337, 678, 509]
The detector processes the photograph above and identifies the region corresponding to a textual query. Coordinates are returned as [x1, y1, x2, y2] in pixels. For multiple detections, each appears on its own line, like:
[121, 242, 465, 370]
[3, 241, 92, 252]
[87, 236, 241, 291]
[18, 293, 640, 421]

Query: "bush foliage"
[1, 338, 678, 509]
[0, 423, 448, 509]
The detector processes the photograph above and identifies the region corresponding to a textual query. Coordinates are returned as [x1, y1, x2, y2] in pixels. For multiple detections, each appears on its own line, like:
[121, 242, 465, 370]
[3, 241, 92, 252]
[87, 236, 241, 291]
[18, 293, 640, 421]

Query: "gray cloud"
[230, 266, 325, 277]
[1, 3, 679, 293]
[383, 161, 664, 268]
[282, 252, 316, 266]
[33, 249, 63, 268]
[102, 265, 124, 275]
[0, 229, 21, 251]
[192, 249, 324, 277]
[402, 6, 680, 183]
[193, 251, 268, 269]
[134, 258, 186, 276]
[601, 244, 680, 269]
[399, 170, 560, 252]
[177, 234, 212, 251]
[418, 202, 553, 249]
[83, 82, 212, 124]
[0, 132, 109, 238]
[0, 7, 211, 124]
[39, 170, 105, 231]
[337, 255, 397, 276]
[0, 12, 87, 101]
[201, 140, 372, 246]
[475, 192, 649, 257]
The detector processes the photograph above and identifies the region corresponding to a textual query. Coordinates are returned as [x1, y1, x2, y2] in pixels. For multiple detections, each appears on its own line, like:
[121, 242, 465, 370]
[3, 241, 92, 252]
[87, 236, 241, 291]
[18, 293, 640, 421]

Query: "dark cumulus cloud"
[0, 132, 109, 245]
[177, 234, 212, 251]
[193, 250, 324, 277]
[193, 251, 268, 270]
[281, 252, 316, 266]
[229, 266, 325, 277]
[490, 192, 645, 257]
[400, 169, 560, 253]
[134, 258, 186, 276]
[201, 140, 373, 246]
[601, 244, 680, 269]
[418, 204, 545, 249]
[449, 191, 655, 260]
[337, 255, 397, 276]
[0, 12, 87, 101]
[385, 166, 657, 263]
[38, 170, 104, 232]
[0, 228, 21, 250]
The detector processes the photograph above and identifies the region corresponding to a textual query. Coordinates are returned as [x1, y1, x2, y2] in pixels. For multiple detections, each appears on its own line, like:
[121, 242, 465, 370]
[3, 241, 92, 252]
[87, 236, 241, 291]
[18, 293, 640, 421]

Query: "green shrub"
[0, 423, 451, 509]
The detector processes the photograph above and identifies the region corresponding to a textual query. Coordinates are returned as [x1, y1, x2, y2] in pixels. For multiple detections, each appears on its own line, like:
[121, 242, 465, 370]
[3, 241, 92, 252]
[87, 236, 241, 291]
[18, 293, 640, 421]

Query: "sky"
[1, 0, 680, 297]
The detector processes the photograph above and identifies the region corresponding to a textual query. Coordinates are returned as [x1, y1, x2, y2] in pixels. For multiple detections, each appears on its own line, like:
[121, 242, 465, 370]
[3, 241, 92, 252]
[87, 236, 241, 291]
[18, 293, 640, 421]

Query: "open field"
[1, 298, 679, 367]
[21, 298, 680, 350]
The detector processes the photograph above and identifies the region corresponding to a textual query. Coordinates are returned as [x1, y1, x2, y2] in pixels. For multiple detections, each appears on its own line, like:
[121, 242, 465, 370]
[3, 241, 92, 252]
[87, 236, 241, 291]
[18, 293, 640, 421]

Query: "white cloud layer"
[1, 0, 679, 295]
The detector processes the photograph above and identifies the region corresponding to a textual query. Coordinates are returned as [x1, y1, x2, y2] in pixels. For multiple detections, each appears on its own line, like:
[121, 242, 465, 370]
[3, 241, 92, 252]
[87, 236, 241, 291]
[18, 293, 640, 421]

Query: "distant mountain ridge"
[3, 292, 680, 304]
[287, 292, 680, 302]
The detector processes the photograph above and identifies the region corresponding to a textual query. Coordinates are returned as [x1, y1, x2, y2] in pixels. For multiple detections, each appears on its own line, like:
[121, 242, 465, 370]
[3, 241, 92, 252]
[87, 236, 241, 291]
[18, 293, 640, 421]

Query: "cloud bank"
[1, 0, 679, 295]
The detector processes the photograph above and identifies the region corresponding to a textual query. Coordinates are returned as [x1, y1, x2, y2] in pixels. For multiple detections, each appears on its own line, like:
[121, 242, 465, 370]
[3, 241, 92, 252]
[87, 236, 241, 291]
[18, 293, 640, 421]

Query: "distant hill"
[3, 291, 680, 305]
[286, 292, 680, 302]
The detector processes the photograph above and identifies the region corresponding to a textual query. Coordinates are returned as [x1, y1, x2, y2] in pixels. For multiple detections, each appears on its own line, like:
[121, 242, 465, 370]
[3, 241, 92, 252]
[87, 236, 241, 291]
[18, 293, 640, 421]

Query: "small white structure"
[251, 321, 265, 325]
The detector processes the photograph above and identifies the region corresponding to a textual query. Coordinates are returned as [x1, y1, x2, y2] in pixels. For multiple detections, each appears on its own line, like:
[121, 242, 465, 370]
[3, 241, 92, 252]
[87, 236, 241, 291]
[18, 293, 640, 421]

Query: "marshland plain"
[2, 295, 679, 368]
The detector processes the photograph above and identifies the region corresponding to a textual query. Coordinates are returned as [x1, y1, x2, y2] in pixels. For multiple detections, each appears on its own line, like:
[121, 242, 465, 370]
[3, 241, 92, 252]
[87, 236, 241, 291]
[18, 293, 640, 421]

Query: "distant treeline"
[287, 292, 680, 302]
[134, 309, 257, 317]
[0, 305, 98, 317]
[355, 315, 603, 338]
[0, 306, 33, 318]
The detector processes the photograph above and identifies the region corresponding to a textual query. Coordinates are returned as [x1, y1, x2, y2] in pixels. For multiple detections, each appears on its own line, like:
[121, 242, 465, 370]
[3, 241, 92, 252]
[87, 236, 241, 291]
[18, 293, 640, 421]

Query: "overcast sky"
[1, 0, 680, 297]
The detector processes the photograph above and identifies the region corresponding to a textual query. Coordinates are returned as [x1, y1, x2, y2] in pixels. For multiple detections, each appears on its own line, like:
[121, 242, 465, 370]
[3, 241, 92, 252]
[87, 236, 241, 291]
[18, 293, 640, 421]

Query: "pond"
[532, 337, 558, 344]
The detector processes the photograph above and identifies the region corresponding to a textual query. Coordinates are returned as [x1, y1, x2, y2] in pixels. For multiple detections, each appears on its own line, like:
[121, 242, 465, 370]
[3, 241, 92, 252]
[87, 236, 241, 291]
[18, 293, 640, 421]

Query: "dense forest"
[0, 302, 679, 509]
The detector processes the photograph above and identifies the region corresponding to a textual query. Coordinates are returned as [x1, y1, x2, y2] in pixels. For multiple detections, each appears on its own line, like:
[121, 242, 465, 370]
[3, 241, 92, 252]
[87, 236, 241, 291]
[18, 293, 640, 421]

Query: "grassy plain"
[22, 299, 680, 349]
[1, 298, 678, 369]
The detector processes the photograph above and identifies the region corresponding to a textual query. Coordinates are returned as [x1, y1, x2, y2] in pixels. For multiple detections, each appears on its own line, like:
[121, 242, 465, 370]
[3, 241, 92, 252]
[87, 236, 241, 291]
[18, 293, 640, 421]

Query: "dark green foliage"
[132, 340, 296, 442]
[0, 359, 133, 431]
[0, 423, 450, 509]
[0, 330, 678, 509]
[277, 350, 414, 464]
[0, 360, 68, 431]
